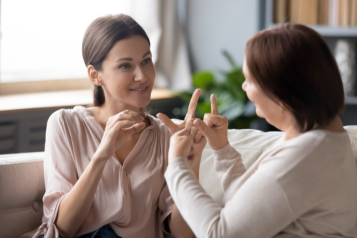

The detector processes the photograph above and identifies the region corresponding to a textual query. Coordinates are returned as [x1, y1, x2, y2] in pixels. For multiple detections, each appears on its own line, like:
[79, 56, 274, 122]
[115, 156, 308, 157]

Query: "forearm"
[169, 204, 195, 238]
[168, 155, 200, 238]
[56, 155, 107, 238]
[213, 143, 246, 193]
[166, 158, 294, 238]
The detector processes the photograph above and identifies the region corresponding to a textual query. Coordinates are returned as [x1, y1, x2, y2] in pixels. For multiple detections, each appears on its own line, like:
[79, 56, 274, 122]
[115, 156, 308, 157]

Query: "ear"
[87, 65, 101, 86]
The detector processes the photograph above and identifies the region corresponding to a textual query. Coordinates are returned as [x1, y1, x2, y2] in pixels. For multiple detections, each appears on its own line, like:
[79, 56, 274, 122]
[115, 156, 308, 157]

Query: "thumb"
[157, 113, 177, 134]
[123, 122, 145, 135]
[193, 119, 211, 139]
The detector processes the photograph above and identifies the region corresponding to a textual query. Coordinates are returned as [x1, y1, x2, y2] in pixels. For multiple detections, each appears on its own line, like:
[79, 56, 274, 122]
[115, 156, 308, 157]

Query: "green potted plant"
[173, 50, 258, 129]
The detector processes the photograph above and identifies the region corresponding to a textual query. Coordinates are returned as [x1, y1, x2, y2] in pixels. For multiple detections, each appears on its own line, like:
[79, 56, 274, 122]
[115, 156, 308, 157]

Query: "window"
[0, 0, 132, 83]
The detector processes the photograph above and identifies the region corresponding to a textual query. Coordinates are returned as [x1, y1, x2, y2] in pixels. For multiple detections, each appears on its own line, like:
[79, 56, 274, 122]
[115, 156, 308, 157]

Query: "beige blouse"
[33, 106, 173, 238]
[165, 129, 357, 238]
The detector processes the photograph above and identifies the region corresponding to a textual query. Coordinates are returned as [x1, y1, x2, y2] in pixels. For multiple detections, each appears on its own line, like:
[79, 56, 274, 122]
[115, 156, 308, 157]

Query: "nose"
[242, 80, 247, 92]
[134, 66, 147, 83]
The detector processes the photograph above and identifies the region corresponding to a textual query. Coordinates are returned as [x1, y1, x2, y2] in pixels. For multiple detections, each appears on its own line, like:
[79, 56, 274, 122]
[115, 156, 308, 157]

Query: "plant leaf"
[192, 71, 215, 89]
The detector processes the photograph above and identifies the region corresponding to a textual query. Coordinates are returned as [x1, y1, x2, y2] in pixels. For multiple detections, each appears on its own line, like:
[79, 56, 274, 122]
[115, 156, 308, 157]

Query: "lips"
[129, 86, 148, 91]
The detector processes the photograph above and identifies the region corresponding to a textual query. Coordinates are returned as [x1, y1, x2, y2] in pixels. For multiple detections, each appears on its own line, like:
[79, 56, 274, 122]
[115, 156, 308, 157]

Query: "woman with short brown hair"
[165, 24, 357, 238]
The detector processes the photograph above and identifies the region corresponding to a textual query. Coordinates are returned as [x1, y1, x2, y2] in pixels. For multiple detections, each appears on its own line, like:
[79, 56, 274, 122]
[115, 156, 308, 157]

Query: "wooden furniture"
[0, 89, 181, 155]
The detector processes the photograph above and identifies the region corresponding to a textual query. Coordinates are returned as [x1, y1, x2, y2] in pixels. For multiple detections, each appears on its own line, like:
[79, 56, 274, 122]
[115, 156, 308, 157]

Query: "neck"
[315, 116, 344, 132]
[282, 125, 302, 141]
[90, 100, 147, 131]
[281, 116, 344, 141]
[100, 100, 142, 119]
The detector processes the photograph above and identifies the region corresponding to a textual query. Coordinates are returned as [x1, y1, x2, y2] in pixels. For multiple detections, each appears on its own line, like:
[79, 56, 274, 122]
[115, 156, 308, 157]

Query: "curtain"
[131, 0, 192, 90]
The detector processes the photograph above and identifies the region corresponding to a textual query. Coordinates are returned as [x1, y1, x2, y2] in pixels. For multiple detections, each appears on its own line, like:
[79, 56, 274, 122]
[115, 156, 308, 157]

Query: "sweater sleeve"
[212, 143, 246, 193]
[165, 157, 295, 238]
[33, 110, 78, 238]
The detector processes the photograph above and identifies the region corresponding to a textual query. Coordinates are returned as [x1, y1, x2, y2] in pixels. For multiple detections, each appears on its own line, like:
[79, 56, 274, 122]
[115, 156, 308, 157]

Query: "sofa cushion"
[0, 152, 44, 238]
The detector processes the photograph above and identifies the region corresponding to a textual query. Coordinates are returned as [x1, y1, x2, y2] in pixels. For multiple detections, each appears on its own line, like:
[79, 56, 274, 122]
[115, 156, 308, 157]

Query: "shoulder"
[47, 106, 86, 132]
[260, 130, 353, 179]
[270, 129, 350, 159]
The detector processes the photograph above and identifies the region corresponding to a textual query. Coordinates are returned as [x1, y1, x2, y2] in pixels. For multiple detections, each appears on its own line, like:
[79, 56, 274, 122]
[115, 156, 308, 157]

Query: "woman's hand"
[157, 89, 201, 135]
[169, 123, 207, 178]
[186, 124, 207, 179]
[169, 128, 193, 162]
[194, 94, 229, 151]
[94, 110, 146, 161]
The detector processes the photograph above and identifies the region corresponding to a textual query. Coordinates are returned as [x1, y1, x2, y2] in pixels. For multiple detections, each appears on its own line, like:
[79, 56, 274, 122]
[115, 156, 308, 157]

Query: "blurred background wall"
[186, 0, 260, 72]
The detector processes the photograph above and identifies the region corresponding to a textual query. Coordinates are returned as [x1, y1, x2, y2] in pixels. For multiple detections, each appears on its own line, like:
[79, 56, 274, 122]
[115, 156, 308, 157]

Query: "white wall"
[186, 0, 260, 73]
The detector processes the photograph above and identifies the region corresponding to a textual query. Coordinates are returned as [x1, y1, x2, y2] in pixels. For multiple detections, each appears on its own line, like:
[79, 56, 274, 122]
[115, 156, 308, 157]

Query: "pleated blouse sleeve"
[33, 110, 78, 238]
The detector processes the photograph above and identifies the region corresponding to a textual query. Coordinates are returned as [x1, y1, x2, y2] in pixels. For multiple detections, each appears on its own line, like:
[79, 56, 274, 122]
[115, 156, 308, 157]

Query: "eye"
[142, 58, 152, 65]
[119, 63, 131, 69]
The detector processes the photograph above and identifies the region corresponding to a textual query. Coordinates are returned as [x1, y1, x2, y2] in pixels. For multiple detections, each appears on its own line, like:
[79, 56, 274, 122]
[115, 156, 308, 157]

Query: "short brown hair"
[82, 14, 150, 106]
[245, 24, 344, 132]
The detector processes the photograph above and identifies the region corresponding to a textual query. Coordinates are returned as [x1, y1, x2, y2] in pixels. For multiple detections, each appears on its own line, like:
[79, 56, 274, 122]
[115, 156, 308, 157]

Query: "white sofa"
[1, 126, 357, 238]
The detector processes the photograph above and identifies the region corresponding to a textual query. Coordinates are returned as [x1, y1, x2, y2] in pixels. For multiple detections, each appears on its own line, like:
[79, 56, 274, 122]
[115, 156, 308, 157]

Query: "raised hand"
[95, 110, 146, 161]
[157, 89, 201, 135]
[193, 94, 229, 151]
[186, 125, 207, 179]
[168, 128, 193, 162]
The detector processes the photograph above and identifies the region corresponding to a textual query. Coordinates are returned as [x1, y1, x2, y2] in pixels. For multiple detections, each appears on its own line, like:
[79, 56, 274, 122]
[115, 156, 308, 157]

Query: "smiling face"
[97, 35, 155, 111]
[242, 58, 290, 129]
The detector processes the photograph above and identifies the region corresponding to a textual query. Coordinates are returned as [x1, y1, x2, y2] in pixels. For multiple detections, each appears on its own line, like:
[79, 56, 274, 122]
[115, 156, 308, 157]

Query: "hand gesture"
[186, 124, 207, 178]
[168, 128, 193, 162]
[95, 110, 146, 161]
[157, 89, 201, 135]
[168, 125, 207, 178]
[193, 94, 229, 151]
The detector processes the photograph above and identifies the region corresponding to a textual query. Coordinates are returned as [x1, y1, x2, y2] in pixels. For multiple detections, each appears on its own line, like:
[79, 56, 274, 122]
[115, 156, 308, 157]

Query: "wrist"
[92, 151, 110, 163]
[168, 154, 185, 164]
[211, 140, 229, 151]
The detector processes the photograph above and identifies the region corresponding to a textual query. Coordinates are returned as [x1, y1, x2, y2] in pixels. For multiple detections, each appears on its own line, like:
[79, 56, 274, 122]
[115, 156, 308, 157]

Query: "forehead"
[242, 58, 248, 76]
[106, 35, 150, 60]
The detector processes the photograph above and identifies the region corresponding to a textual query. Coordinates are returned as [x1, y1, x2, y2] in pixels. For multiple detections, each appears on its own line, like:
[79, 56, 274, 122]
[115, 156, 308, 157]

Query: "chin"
[256, 108, 264, 118]
[133, 98, 151, 109]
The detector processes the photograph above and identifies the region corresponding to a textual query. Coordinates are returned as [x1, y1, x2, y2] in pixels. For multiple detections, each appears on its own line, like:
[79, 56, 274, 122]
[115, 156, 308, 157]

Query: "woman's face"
[242, 58, 288, 128]
[98, 35, 155, 111]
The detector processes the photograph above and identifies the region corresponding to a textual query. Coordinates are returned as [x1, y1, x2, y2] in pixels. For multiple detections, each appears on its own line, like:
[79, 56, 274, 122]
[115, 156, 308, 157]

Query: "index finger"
[185, 89, 201, 120]
[211, 94, 219, 115]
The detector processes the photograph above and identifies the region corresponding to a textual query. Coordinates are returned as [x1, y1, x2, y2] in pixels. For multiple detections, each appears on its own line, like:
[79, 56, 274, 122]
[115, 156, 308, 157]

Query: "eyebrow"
[115, 51, 152, 62]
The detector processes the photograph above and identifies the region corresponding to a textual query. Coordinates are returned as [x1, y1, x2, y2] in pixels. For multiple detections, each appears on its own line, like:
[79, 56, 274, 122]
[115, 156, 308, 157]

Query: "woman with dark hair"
[32, 14, 202, 238]
[164, 24, 357, 238]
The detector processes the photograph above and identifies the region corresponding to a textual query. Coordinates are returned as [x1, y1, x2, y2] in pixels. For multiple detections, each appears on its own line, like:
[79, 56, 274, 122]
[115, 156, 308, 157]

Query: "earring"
[99, 82, 102, 85]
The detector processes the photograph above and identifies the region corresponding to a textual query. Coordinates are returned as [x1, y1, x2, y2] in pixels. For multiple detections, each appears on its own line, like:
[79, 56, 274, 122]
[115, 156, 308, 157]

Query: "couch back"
[1, 126, 357, 238]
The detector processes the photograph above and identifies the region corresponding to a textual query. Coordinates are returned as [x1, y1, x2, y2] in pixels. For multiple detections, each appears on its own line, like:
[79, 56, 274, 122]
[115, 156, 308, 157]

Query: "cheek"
[248, 87, 267, 117]
[146, 65, 156, 83]
[104, 70, 132, 94]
